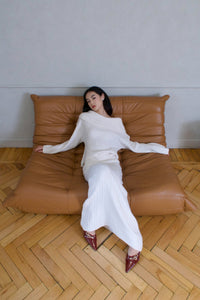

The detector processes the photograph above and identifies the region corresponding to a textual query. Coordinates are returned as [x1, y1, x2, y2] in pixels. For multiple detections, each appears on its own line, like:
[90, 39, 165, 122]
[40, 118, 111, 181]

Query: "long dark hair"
[83, 86, 113, 116]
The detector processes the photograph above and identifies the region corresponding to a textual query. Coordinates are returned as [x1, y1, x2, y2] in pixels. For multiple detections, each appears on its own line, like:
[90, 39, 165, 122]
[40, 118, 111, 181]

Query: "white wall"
[0, 0, 200, 147]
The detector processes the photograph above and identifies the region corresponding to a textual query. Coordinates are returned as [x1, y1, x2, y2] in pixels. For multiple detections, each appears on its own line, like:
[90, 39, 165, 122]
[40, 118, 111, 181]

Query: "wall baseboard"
[0, 139, 33, 147]
[167, 139, 200, 149]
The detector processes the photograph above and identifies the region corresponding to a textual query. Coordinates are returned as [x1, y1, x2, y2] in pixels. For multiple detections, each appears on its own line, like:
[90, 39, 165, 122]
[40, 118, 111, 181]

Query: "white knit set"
[43, 110, 168, 251]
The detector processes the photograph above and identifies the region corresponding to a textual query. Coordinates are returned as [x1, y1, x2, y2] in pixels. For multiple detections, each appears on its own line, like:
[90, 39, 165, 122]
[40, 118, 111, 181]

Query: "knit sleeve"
[43, 116, 83, 154]
[128, 141, 169, 155]
[119, 120, 169, 155]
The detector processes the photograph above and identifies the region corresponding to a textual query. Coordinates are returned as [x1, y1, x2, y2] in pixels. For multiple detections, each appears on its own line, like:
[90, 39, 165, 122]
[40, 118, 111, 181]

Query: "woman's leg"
[87, 230, 95, 235]
[128, 247, 140, 256]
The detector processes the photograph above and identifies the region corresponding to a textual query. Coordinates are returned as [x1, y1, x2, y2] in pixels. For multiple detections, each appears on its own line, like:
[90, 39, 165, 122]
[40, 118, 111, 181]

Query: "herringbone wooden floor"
[0, 148, 200, 300]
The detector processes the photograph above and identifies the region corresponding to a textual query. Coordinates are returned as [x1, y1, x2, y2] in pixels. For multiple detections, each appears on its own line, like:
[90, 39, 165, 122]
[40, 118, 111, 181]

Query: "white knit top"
[43, 110, 169, 169]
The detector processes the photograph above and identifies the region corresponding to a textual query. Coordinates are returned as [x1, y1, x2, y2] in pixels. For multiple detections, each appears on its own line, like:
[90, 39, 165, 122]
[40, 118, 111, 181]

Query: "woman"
[35, 86, 169, 272]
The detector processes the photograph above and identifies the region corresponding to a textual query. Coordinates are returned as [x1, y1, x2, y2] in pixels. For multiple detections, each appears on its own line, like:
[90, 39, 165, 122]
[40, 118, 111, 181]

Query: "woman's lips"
[92, 105, 96, 108]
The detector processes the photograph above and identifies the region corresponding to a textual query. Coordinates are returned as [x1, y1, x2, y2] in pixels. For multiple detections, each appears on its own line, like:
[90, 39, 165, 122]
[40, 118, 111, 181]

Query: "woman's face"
[85, 91, 105, 113]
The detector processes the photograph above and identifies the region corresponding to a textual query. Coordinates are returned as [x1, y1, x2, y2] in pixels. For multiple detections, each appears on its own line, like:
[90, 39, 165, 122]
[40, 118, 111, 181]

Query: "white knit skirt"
[81, 162, 143, 251]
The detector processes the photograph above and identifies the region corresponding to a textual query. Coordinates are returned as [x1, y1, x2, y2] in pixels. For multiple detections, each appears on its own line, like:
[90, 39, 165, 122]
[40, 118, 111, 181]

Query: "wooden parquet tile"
[0, 148, 200, 299]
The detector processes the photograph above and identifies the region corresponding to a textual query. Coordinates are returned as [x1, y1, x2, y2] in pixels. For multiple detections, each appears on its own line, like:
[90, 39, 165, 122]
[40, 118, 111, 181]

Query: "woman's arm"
[34, 116, 83, 154]
[128, 141, 169, 155]
[119, 120, 169, 155]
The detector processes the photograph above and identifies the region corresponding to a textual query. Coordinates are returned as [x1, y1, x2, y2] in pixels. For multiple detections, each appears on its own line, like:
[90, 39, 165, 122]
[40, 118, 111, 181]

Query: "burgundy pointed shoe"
[83, 231, 97, 250]
[125, 251, 140, 273]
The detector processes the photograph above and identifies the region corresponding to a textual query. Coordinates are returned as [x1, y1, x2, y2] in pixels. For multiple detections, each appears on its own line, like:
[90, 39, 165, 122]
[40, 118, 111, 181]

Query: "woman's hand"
[34, 145, 44, 153]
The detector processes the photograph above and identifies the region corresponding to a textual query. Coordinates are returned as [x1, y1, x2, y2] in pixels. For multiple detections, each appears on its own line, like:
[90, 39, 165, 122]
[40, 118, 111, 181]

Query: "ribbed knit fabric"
[81, 162, 143, 251]
[43, 110, 169, 169]
[43, 110, 169, 250]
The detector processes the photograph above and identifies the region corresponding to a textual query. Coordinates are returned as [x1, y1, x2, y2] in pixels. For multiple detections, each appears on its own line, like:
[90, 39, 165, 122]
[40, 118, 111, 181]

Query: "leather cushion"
[3, 94, 195, 215]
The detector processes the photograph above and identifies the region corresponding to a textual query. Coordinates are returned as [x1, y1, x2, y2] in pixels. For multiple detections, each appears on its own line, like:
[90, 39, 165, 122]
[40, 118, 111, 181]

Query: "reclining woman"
[35, 86, 169, 272]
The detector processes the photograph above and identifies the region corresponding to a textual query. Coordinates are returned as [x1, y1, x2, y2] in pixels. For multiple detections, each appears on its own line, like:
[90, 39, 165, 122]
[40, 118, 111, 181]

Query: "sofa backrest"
[31, 94, 169, 147]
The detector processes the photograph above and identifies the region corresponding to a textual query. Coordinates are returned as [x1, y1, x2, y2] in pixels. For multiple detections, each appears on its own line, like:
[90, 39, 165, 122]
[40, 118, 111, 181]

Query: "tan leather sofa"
[3, 94, 195, 215]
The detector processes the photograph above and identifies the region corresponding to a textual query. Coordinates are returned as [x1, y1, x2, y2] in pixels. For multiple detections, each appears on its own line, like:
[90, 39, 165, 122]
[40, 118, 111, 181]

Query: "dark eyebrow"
[86, 94, 96, 101]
